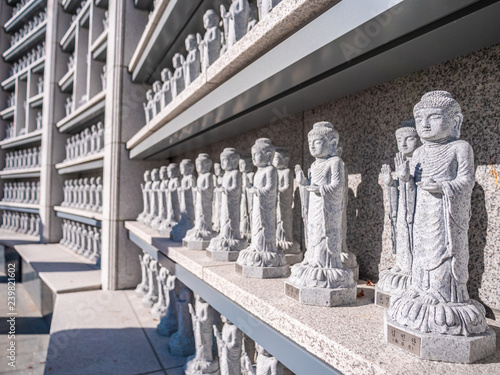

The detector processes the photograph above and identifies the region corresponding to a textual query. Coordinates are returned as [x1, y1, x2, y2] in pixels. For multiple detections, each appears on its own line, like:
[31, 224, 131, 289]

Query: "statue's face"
[220, 154, 237, 171]
[180, 162, 193, 175]
[272, 152, 289, 169]
[168, 166, 179, 178]
[252, 147, 271, 167]
[204, 12, 218, 29]
[414, 108, 458, 142]
[214, 163, 221, 175]
[159, 168, 168, 180]
[151, 170, 159, 181]
[196, 158, 211, 173]
[239, 158, 250, 173]
[185, 36, 196, 50]
[396, 130, 419, 157]
[308, 135, 335, 158]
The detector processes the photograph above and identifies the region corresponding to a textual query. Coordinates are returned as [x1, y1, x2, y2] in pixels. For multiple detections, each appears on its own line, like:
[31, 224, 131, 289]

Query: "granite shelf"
[127, 0, 500, 160]
[55, 152, 104, 174]
[56, 90, 105, 133]
[58, 68, 74, 93]
[55, 208, 101, 227]
[60, 23, 76, 52]
[128, 0, 207, 83]
[0, 167, 41, 179]
[29, 92, 44, 107]
[0, 106, 15, 120]
[0, 202, 40, 214]
[54, 206, 103, 222]
[0, 229, 39, 247]
[125, 220, 500, 375]
[15, 243, 101, 294]
[90, 30, 107, 62]
[0, 129, 42, 149]
[1, 58, 45, 91]
[4, 0, 46, 33]
[2, 21, 47, 62]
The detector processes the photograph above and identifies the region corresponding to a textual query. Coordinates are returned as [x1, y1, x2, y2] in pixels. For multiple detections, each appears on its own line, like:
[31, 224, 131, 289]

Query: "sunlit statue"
[214, 316, 242, 375]
[285, 122, 356, 306]
[376, 120, 420, 302]
[171, 160, 196, 242]
[159, 164, 180, 236]
[208, 148, 247, 261]
[236, 139, 288, 278]
[387, 91, 491, 342]
[184, 154, 216, 249]
[197, 10, 222, 72]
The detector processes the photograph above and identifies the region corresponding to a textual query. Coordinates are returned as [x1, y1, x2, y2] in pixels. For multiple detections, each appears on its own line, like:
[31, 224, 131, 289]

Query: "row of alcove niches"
[0, 0, 47, 143]
[57, 0, 108, 120]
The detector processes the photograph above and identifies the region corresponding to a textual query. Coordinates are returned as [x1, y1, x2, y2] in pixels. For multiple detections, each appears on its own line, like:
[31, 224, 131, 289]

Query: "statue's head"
[307, 121, 338, 158]
[172, 53, 184, 68]
[161, 68, 172, 82]
[239, 154, 253, 173]
[146, 89, 154, 100]
[196, 153, 212, 174]
[152, 81, 161, 92]
[167, 163, 179, 178]
[251, 138, 275, 167]
[185, 34, 197, 51]
[272, 147, 290, 170]
[144, 170, 151, 182]
[220, 148, 240, 171]
[159, 166, 168, 180]
[151, 168, 160, 181]
[395, 119, 420, 157]
[180, 159, 194, 175]
[89, 177, 95, 184]
[83, 177, 88, 184]
[214, 162, 222, 176]
[413, 91, 463, 142]
[203, 9, 219, 29]
[97, 121, 103, 130]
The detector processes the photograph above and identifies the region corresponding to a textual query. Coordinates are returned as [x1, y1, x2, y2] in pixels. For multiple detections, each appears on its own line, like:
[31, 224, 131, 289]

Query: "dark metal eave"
[129, 0, 500, 161]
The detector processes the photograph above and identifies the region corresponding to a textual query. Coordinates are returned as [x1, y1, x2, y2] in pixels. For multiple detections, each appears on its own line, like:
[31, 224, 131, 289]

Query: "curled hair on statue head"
[308, 121, 339, 145]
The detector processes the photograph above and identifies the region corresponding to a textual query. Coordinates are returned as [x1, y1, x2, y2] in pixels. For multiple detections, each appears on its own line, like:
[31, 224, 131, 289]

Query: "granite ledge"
[125, 222, 500, 374]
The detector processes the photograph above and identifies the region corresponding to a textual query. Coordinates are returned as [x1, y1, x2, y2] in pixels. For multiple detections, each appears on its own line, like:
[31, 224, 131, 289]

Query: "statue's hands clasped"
[395, 152, 410, 181]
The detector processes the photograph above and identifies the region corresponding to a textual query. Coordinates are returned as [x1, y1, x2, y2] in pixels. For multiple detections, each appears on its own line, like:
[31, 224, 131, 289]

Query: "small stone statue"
[285, 122, 356, 306]
[96, 177, 103, 212]
[171, 53, 186, 99]
[241, 334, 256, 375]
[89, 177, 96, 210]
[272, 147, 301, 264]
[239, 155, 254, 240]
[102, 10, 109, 31]
[386, 91, 495, 363]
[100, 65, 107, 91]
[255, 345, 283, 375]
[143, 89, 154, 123]
[160, 68, 173, 109]
[258, 0, 282, 20]
[212, 162, 224, 232]
[135, 253, 150, 297]
[65, 96, 73, 116]
[37, 76, 44, 94]
[214, 315, 242, 375]
[151, 267, 168, 319]
[168, 285, 195, 357]
[152, 81, 162, 117]
[159, 164, 180, 236]
[221, 0, 250, 51]
[143, 259, 159, 308]
[376, 120, 420, 303]
[183, 34, 201, 87]
[157, 271, 178, 336]
[197, 10, 222, 73]
[184, 294, 220, 375]
[151, 166, 169, 230]
[146, 168, 161, 225]
[35, 111, 42, 129]
[184, 154, 216, 249]
[96, 122, 104, 153]
[207, 148, 247, 261]
[236, 139, 288, 278]
[171, 160, 195, 242]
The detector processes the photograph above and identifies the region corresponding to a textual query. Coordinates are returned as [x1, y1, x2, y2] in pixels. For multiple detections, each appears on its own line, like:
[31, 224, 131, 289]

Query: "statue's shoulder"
[451, 139, 473, 153]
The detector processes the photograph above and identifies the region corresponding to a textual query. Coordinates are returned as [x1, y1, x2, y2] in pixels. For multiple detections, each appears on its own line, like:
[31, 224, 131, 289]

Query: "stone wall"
[170, 43, 500, 314]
